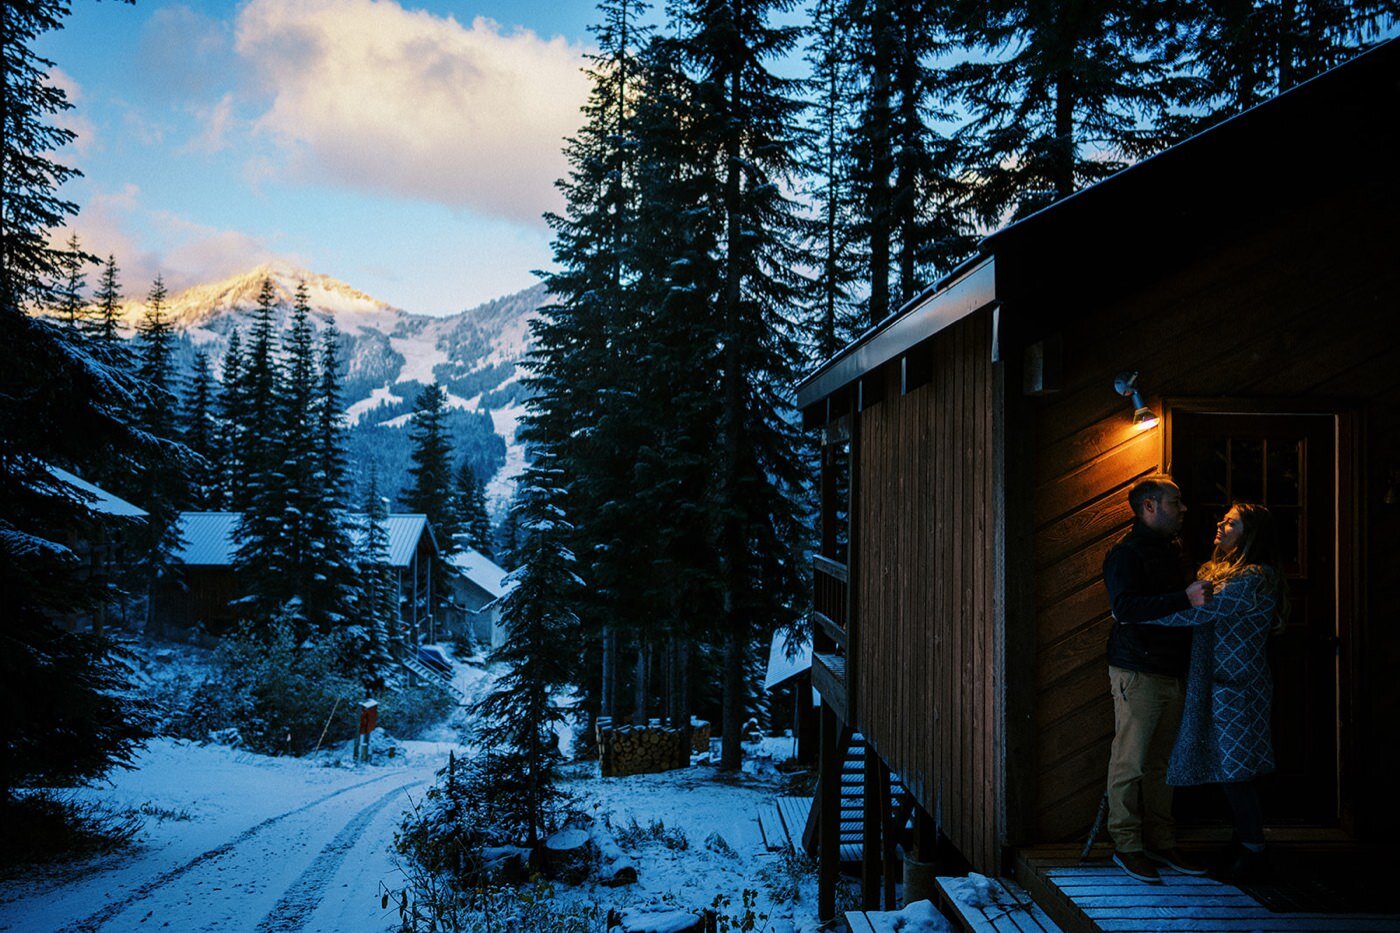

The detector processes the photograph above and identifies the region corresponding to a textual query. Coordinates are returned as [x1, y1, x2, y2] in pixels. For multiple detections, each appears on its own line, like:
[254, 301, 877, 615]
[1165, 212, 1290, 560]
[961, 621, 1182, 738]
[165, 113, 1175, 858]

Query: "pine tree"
[1172, 1, 1399, 135]
[92, 254, 122, 344]
[56, 232, 89, 328]
[355, 470, 398, 680]
[182, 350, 218, 509]
[0, 0, 152, 822]
[802, 0, 863, 358]
[404, 382, 457, 542]
[404, 382, 456, 628]
[233, 278, 289, 623]
[473, 456, 579, 847]
[218, 327, 247, 510]
[532, 0, 653, 725]
[277, 282, 323, 624]
[941, 0, 1183, 224]
[454, 462, 492, 557]
[669, 0, 810, 769]
[130, 275, 187, 615]
[310, 316, 355, 628]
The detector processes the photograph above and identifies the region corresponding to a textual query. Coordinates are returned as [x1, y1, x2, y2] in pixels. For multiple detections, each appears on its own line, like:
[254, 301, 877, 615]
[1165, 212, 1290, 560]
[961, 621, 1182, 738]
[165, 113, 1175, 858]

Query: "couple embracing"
[1103, 475, 1287, 885]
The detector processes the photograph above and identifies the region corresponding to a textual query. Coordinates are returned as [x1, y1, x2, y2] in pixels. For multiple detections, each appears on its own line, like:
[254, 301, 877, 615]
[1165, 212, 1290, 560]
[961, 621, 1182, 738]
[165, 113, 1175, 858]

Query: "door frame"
[1161, 398, 1361, 839]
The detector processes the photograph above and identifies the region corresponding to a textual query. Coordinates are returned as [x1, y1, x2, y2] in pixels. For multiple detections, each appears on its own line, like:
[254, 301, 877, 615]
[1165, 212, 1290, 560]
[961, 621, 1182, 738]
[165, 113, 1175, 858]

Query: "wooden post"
[880, 759, 897, 909]
[818, 702, 840, 923]
[861, 744, 882, 909]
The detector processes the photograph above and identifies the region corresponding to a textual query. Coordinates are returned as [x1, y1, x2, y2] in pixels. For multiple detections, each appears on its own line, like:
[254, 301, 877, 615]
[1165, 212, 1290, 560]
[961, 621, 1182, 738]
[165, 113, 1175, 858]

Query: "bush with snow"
[167, 615, 452, 755]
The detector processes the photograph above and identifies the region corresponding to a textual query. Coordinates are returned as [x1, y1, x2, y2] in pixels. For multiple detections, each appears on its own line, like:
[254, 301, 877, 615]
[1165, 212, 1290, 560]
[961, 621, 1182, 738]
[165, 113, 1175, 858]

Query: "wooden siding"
[1027, 184, 1400, 841]
[854, 308, 1003, 873]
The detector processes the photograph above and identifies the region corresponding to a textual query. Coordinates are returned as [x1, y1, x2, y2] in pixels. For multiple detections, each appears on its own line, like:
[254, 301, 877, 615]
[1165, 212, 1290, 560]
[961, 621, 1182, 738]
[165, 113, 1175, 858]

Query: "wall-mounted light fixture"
[1114, 371, 1159, 431]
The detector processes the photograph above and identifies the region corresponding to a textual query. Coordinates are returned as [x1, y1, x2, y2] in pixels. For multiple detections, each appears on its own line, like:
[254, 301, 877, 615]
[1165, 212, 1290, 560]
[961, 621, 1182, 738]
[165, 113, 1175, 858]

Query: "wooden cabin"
[156, 511, 439, 644]
[445, 547, 513, 648]
[796, 39, 1400, 926]
[45, 466, 148, 634]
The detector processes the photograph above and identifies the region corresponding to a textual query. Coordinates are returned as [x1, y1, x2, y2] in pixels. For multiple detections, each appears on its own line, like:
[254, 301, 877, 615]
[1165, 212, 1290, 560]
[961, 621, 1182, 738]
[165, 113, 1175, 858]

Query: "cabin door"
[1169, 409, 1346, 829]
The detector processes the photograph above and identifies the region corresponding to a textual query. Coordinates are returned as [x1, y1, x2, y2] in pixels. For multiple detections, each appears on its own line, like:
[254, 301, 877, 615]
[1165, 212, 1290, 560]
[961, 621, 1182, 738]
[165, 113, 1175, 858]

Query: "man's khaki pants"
[1106, 665, 1184, 853]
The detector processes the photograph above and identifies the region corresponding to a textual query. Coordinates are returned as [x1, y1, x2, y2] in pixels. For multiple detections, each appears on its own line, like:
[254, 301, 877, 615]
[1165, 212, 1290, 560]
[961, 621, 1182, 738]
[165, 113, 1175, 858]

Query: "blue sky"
[39, 0, 612, 314]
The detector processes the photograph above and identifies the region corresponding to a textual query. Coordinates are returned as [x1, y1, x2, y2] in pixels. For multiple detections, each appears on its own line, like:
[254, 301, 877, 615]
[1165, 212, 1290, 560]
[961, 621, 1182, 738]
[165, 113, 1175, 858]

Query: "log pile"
[689, 719, 711, 754]
[596, 719, 692, 777]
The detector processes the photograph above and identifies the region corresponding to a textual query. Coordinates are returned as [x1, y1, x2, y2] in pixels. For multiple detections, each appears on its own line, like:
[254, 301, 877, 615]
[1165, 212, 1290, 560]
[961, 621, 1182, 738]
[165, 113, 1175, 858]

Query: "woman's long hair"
[1199, 502, 1291, 632]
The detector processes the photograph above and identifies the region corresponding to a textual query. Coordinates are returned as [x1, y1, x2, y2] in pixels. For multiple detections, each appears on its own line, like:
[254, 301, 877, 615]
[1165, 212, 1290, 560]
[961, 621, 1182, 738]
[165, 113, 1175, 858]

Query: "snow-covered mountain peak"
[120, 263, 399, 330]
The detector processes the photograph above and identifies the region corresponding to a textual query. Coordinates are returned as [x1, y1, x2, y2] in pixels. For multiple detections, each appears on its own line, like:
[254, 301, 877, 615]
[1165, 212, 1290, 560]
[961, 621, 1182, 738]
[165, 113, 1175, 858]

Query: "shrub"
[0, 792, 142, 873]
[613, 816, 688, 852]
[170, 616, 361, 755]
[378, 680, 456, 741]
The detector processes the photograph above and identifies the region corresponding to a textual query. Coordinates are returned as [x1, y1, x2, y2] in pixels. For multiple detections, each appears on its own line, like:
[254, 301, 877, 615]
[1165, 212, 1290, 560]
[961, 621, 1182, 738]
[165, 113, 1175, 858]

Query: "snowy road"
[0, 741, 447, 933]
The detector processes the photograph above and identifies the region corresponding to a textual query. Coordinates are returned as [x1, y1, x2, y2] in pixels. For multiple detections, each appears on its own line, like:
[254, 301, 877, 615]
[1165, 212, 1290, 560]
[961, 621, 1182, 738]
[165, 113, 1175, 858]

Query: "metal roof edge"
[795, 256, 997, 411]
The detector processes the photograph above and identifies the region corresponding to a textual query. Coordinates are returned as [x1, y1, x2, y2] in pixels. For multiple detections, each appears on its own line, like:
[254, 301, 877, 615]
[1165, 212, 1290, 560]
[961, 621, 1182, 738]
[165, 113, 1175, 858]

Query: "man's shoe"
[1145, 847, 1208, 876]
[1112, 850, 1163, 884]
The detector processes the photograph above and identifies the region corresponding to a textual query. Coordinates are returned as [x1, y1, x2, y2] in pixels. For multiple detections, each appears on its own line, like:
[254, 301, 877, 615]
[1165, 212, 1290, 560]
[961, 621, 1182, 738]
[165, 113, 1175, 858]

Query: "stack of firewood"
[596, 720, 691, 777]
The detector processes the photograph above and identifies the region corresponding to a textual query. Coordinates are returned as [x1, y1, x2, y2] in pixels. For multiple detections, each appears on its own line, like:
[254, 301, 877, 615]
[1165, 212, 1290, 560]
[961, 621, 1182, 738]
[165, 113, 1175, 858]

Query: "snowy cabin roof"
[763, 630, 812, 691]
[174, 512, 240, 565]
[447, 548, 515, 602]
[175, 512, 435, 568]
[46, 466, 147, 519]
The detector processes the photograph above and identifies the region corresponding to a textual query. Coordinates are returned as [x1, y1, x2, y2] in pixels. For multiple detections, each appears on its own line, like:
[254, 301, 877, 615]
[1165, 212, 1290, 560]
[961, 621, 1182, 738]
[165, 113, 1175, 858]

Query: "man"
[1103, 474, 1211, 883]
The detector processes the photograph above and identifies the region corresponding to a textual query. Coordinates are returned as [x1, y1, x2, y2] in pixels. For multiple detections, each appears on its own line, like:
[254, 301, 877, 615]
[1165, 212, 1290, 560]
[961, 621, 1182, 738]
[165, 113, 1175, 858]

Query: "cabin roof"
[796, 36, 1400, 414]
[764, 630, 812, 691]
[447, 548, 514, 601]
[46, 466, 148, 519]
[176, 511, 436, 568]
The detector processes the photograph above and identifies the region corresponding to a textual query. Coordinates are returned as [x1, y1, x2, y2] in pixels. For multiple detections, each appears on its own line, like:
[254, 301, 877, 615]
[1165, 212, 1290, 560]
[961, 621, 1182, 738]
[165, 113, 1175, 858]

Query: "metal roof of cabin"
[46, 466, 148, 519]
[175, 512, 240, 565]
[175, 511, 435, 568]
[448, 548, 515, 600]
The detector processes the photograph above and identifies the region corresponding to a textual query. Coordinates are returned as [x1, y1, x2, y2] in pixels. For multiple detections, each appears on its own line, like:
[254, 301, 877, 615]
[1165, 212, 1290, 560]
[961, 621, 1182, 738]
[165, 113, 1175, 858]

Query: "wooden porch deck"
[1016, 847, 1400, 933]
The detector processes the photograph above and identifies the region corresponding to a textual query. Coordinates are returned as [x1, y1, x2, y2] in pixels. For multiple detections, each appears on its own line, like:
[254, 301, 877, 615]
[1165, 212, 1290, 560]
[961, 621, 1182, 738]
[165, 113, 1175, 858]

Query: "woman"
[1127, 502, 1288, 880]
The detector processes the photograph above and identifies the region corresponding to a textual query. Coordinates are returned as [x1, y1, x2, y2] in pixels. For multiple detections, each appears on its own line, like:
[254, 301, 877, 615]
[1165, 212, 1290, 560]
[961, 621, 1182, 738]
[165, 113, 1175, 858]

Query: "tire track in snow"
[70, 771, 399, 932]
[254, 780, 423, 932]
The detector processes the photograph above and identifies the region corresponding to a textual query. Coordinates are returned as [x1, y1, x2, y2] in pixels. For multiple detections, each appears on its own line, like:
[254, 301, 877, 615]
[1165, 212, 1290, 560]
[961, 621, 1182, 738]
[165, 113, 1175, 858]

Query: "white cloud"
[68, 185, 295, 295]
[183, 94, 237, 154]
[48, 68, 98, 155]
[234, 0, 589, 224]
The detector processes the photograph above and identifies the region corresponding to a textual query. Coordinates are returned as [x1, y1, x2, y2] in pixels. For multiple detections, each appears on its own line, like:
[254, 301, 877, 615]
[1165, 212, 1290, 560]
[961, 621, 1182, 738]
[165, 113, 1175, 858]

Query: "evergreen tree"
[454, 461, 493, 557]
[532, 0, 653, 725]
[355, 470, 398, 679]
[130, 275, 187, 612]
[1172, 0, 1399, 135]
[0, 0, 152, 823]
[404, 382, 457, 542]
[276, 282, 323, 624]
[56, 232, 89, 328]
[182, 350, 218, 509]
[939, 0, 1183, 225]
[92, 254, 122, 344]
[218, 327, 247, 510]
[404, 382, 456, 626]
[473, 456, 579, 847]
[802, 0, 863, 358]
[669, 0, 810, 769]
[310, 316, 355, 628]
[233, 278, 289, 623]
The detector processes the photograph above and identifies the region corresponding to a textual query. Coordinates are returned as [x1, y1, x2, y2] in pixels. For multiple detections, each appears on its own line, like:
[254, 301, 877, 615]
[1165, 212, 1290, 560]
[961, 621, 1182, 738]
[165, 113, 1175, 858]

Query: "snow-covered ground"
[0, 653, 836, 933]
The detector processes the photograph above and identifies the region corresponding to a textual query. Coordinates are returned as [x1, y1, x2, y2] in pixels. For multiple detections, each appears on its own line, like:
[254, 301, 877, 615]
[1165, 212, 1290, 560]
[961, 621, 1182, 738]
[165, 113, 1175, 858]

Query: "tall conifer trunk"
[867, 0, 893, 326]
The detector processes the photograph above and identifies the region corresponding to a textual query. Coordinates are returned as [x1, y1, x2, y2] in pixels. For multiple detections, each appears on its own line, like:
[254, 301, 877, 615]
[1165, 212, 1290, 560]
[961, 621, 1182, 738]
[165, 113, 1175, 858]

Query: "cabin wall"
[1026, 184, 1400, 841]
[854, 307, 1002, 872]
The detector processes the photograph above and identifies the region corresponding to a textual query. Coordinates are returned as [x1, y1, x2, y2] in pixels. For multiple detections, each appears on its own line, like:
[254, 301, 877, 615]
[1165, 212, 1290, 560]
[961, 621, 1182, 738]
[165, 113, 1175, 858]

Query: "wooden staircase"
[401, 656, 468, 703]
[802, 730, 910, 865]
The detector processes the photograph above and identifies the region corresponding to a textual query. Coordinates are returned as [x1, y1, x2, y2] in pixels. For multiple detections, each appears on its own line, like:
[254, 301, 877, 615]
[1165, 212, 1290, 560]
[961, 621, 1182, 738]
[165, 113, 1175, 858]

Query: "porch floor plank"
[1015, 847, 1400, 933]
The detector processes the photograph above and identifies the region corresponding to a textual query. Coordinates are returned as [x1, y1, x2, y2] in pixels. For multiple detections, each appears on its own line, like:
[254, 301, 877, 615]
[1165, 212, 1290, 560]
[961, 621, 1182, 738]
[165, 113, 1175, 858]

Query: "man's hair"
[1128, 474, 1178, 516]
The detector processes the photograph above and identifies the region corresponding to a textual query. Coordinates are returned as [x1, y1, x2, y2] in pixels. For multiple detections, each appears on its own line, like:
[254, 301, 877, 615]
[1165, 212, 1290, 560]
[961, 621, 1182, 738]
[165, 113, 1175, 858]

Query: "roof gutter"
[794, 256, 997, 412]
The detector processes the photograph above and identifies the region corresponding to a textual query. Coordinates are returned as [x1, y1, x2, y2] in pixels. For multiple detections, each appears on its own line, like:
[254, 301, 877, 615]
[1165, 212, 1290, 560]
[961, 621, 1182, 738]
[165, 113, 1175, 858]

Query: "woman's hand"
[1187, 579, 1214, 607]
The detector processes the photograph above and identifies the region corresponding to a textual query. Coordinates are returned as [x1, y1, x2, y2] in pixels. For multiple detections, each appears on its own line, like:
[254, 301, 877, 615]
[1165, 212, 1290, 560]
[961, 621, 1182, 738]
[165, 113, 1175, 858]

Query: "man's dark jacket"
[1103, 522, 1193, 676]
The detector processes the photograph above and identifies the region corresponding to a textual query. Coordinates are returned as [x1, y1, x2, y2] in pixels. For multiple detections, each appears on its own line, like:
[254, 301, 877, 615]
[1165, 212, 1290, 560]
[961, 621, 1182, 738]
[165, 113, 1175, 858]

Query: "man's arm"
[1103, 545, 1194, 624]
